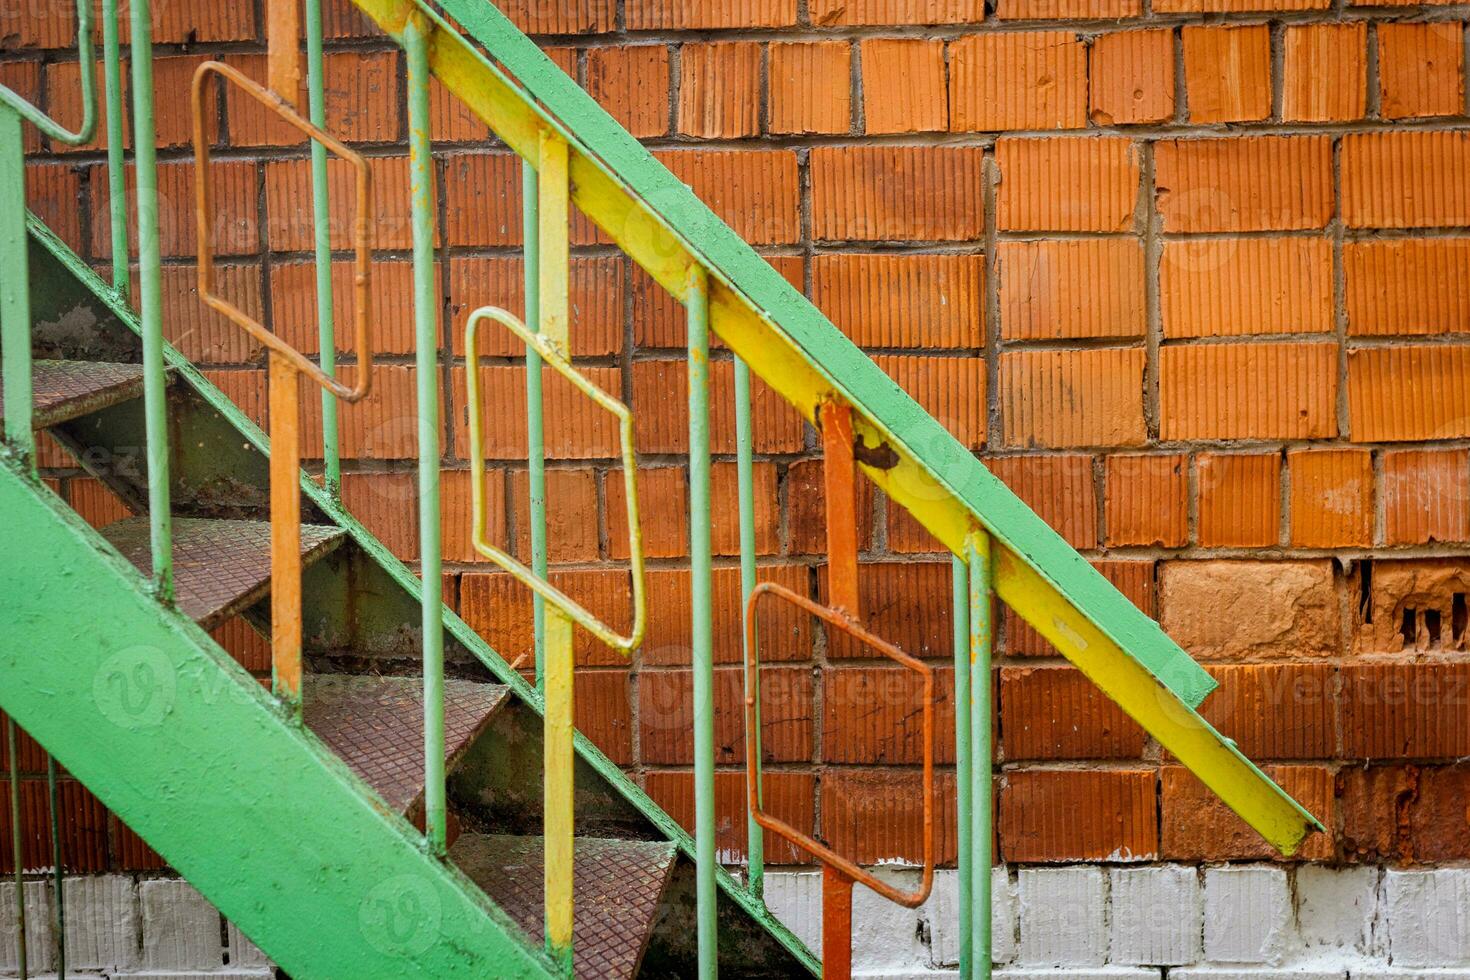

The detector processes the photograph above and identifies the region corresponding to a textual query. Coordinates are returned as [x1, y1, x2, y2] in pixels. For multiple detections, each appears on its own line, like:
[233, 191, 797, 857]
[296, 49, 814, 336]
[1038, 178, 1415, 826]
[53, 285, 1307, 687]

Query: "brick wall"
[5, 0, 1470, 882]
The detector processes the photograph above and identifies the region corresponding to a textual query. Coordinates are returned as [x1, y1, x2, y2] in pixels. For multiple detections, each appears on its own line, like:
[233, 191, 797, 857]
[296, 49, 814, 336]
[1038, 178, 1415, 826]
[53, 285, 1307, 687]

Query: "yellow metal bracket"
[464, 305, 647, 656]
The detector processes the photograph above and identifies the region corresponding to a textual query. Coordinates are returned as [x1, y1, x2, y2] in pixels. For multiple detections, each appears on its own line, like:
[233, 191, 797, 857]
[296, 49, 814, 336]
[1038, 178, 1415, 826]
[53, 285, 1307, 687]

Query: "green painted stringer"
[0, 458, 555, 980]
[428, 0, 1215, 710]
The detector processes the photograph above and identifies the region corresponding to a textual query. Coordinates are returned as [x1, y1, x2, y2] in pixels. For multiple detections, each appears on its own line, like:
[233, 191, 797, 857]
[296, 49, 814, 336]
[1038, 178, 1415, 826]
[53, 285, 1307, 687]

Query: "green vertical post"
[522, 160, 547, 691]
[6, 717, 26, 979]
[734, 355, 762, 899]
[101, 0, 128, 299]
[304, 0, 339, 499]
[686, 266, 717, 978]
[952, 554, 973, 979]
[0, 110, 34, 468]
[128, 0, 172, 600]
[404, 14, 445, 856]
[967, 533, 994, 979]
[46, 755, 63, 979]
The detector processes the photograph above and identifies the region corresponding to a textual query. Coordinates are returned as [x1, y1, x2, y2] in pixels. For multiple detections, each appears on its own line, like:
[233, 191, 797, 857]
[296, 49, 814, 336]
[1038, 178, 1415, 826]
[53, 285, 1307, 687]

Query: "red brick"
[272, 258, 424, 358]
[1006, 560, 1154, 657]
[1289, 449, 1373, 548]
[1001, 667, 1146, 761]
[0, 779, 108, 873]
[575, 670, 633, 765]
[498, 0, 615, 32]
[588, 45, 670, 139]
[27, 163, 84, 254]
[267, 154, 411, 251]
[0, 714, 47, 774]
[92, 159, 256, 259]
[442, 153, 521, 248]
[1181, 25, 1271, 124]
[809, 0, 985, 22]
[3, 1, 76, 47]
[0, 62, 41, 153]
[1341, 663, 1470, 760]
[1339, 764, 1470, 864]
[1197, 452, 1282, 548]
[821, 769, 960, 866]
[626, 0, 796, 28]
[999, 240, 1145, 341]
[64, 476, 129, 529]
[298, 364, 427, 460]
[987, 455, 1097, 550]
[995, 138, 1139, 233]
[112, 811, 166, 870]
[640, 666, 812, 765]
[511, 468, 599, 563]
[606, 466, 687, 560]
[1383, 448, 1470, 545]
[165, 262, 261, 365]
[1346, 239, 1470, 336]
[1160, 559, 1339, 662]
[1161, 765, 1333, 860]
[817, 560, 954, 660]
[1159, 0, 1326, 11]
[1000, 348, 1146, 449]
[1343, 132, 1470, 229]
[997, 0, 1140, 16]
[341, 472, 418, 561]
[45, 58, 126, 154]
[210, 617, 270, 674]
[452, 363, 623, 460]
[630, 359, 804, 455]
[1347, 345, 1470, 442]
[1198, 664, 1336, 760]
[1161, 237, 1332, 338]
[633, 254, 802, 350]
[874, 355, 988, 449]
[1159, 342, 1339, 440]
[815, 253, 984, 349]
[136, 0, 255, 42]
[862, 38, 947, 134]
[448, 255, 623, 357]
[1378, 22, 1465, 119]
[224, 51, 398, 146]
[644, 770, 815, 865]
[1001, 769, 1157, 862]
[1091, 30, 1175, 125]
[460, 569, 634, 668]
[679, 42, 760, 139]
[787, 457, 876, 556]
[203, 369, 267, 430]
[710, 460, 780, 557]
[823, 666, 957, 764]
[440, 468, 508, 564]
[1282, 24, 1367, 122]
[768, 41, 852, 136]
[949, 32, 1087, 132]
[656, 149, 799, 245]
[887, 500, 946, 554]
[1105, 453, 1188, 548]
[811, 146, 984, 242]
[643, 563, 813, 666]
[1155, 137, 1333, 233]
[1355, 558, 1470, 654]
[431, 75, 491, 143]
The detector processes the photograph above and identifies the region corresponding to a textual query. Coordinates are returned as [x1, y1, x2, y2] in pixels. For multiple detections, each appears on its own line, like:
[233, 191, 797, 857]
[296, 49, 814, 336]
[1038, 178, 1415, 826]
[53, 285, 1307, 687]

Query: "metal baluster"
[304, 0, 340, 498]
[6, 718, 26, 979]
[967, 532, 994, 979]
[952, 555, 973, 979]
[101, 0, 128, 300]
[523, 160, 548, 691]
[46, 756, 63, 979]
[0, 109, 33, 470]
[734, 356, 761, 899]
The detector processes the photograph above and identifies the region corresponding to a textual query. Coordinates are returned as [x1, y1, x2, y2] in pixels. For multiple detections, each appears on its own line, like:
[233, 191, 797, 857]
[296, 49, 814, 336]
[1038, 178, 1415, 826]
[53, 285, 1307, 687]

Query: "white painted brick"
[764, 871, 822, 959]
[924, 867, 1016, 968]
[1109, 865, 1200, 966]
[138, 879, 223, 970]
[1204, 866, 1293, 965]
[0, 880, 54, 974]
[852, 868, 926, 971]
[1296, 866, 1378, 958]
[1171, 970, 1345, 979]
[854, 972, 959, 980]
[1383, 870, 1470, 967]
[1018, 867, 1107, 967]
[1351, 970, 1470, 979]
[996, 970, 1162, 979]
[62, 874, 139, 970]
[112, 972, 273, 979]
[226, 918, 270, 968]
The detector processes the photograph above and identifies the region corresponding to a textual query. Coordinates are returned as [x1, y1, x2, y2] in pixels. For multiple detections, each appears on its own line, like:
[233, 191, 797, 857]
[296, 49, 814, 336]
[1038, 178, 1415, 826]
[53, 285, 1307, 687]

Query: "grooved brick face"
[655, 149, 800, 245]
[768, 41, 852, 135]
[1289, 448, 1374, 548]
[588, 45, 672, 139]
[1000, 769, 1158, 862]
[1000, 347, 1147, 449]
[626, 0, 797, 28]
[1197, 452, 1282, 548]
[814, 253, 986, 348]
[679, 42, 760, 139]
[995, 137, 1141, 232]
[1382, 449, 1470, 545]
[1346, 239, 1470, 336]
[809, 0, 985, 23]
[949, 32, 1088, 132]
[1198, 664, 1337, 760]
[862, 38, 948, 134]
[999, 240, 1146, 341]
[1347, 345, 1470, 441]
[822, 666, 958, 764]
[1090, 29, 1176, 126]
[1282, 23, 1367, 122]
[1155, 136, 1334, 232]
[988, 455, 1098, 550]
[811, 145, 985, 241]
[1161, 237, 1333, 337]
[498, 0, 615, 33]
[1159, 342, 1339, 440]
[875, 355, 989, 448]
[1000, 666, 1146, 760]
[1161, 765, 1333, 860]
[1378, 22, 1465, 119]
[1342, 131, 1470, 228]
[1181, 25, 1272, 124]
[1106, 453, 1189, 548]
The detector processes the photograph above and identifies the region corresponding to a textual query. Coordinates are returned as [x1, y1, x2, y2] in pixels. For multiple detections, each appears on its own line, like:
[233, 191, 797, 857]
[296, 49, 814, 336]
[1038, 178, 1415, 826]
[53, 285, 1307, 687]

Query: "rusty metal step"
[449, 832, 678, 979]
[303, 673, 510, 816]
[0, 360, 156, 429]
[98, 517, 345, 630]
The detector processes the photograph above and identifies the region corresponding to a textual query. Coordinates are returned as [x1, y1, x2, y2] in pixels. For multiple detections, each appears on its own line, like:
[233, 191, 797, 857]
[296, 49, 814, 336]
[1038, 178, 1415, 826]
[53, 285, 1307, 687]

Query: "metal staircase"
[0, 0, 1322, 977]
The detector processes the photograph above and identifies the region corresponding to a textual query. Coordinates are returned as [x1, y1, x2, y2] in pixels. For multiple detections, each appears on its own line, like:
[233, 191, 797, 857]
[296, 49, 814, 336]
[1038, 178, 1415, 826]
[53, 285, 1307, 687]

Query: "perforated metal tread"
[99, 517, 344, 630]
[0, 360, 151, 429]
[303, 673, 511, 815]
[449, 832, 678, 980]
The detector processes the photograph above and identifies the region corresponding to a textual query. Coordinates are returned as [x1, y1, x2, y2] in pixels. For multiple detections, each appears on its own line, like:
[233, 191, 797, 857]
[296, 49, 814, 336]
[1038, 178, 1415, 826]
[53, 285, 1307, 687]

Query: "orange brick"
[787, 458, 876, 556]
[1090, 29, 1175, 125]
[1160, 0, 1326, 10]
[576, 671, 633, 765]
[809, 0, 985, 23]
[656, 149, 799, 245]
[997, 0, 1140, 16]
[818, 561, 954, 659]
[1290, 448, 1373, 548]
[995, 137, 1139, 232]
[1162, 765, 1333, 861]
[823, 666, 957, 764]
[1340, 764, 1470, 864]
[28, 163, 84, 254]
[510, 468, 600, 563]
[461, 569, 635, 668]
[587, 45, 670, 139]
[1341, 663, 1470, 758]
[4, 1, 75, 46]
[887, 501, 946, 554]
[1001, 666, 1146, 760]
[679, 42, 760, 138]
[142, 0, 256, 42]
[1343, 132, 1470, 229]
[299, 364, 427, 460]
[1001, 769, 1157, 862]
[1105, 453, 1189, 548]
[861, 38, 947, 133]
[211, 617, 270, 674]
[813, 253, 984, 349]
[811, 146, 984, 241]
[633, 255, 802, 349]
[642, 563, 812, 666]
[998, 239, 1145, 341]
[640, 667, 811, 764]
[987, 455, 1098, 549]
[1378, 22, 1465, 119]
[1155, 137, 1333, 233]
[1198, 452, 1282, 548]
[272, 258, 423, 357]
[1347, 346, 1470, 442]
[341, 472, 418, 561]
[225, 51, 399, 146]
[1007, 560, 1154, 656]
[441, 153, 521, 248]
[203, 369, 267, 430]
[1282, 24, 1367, 122]
[268, 154, 412, 251]
[626, 0, 797, 28]
[768, 41, 852, 135]
[630, 360, 805, 455]
[497, 0, 615, 32]
[999, 348, 1147, 449]
[1200, 664, 1336, 760]
[711, 461, 780, 558]
[1346, 239, 1470, 336]
[440, 469, 508, 564]
[452, 364, 622, 460]
[949, 32, 1087, 132]
[821, 769, 960, 866]
[67, 476, 132, 529]
[873, 355, 988, 449]
[447, 255, 623, 357]
[1159, 342, 1339, 440]
[1160, 237, 1333, 337]
[94, 159, 256, 259]
[45, 58, 125, 155]
[1383, 448, 1470, 545]
[644, 770, 815, 865]
[1181, 25, 1271, 124]
[0, 779, 109, 872]
[0, 63, 41, 153]
[431, 76, 491, 143]
[606, 466, 687, 560]
[163, 263, 264, 364]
